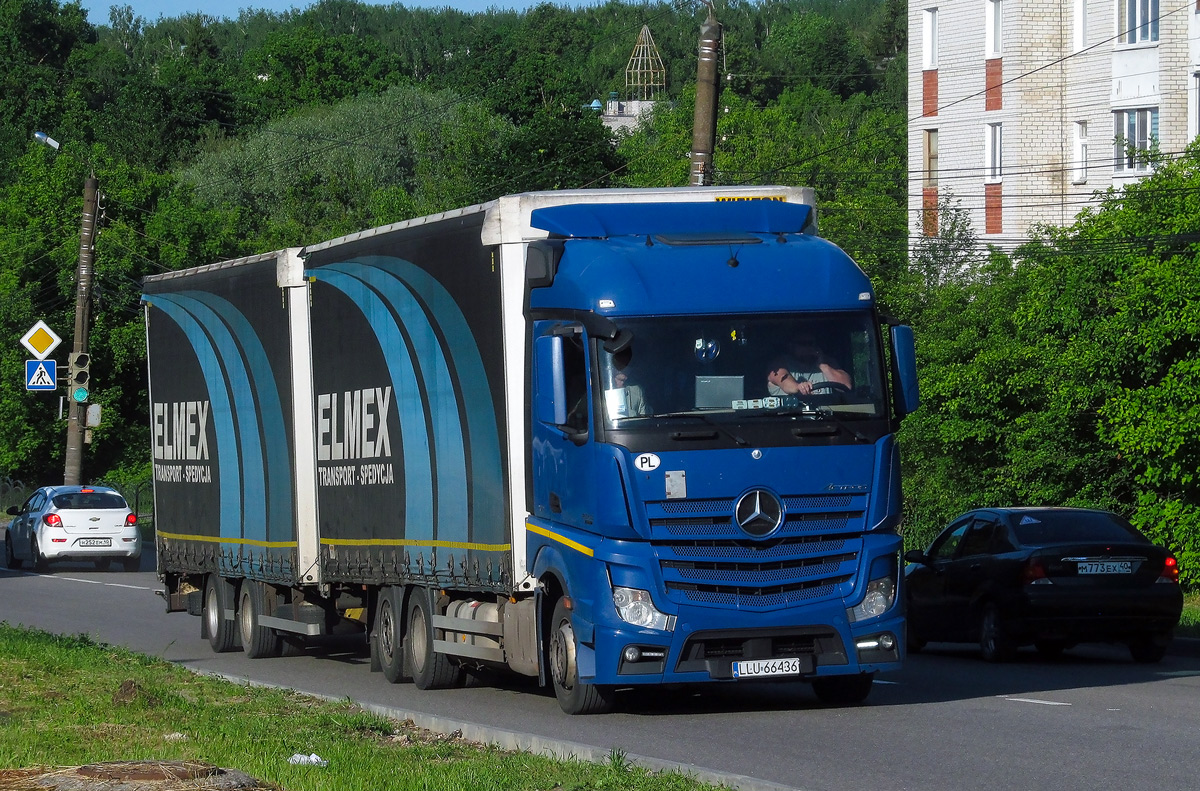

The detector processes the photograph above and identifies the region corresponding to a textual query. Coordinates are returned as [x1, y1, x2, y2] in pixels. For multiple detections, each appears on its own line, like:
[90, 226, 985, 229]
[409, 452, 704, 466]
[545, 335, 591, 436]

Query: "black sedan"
[904, 508, 1183, 663]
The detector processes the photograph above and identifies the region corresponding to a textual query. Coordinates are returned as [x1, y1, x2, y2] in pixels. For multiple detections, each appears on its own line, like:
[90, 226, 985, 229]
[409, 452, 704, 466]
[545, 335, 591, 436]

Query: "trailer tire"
[376, 586, 409, 683]
[548, 597, 614, 715]
[406, 591, 462, 690]
[238, 581, 282, 659]
[204, 575, 239, 653]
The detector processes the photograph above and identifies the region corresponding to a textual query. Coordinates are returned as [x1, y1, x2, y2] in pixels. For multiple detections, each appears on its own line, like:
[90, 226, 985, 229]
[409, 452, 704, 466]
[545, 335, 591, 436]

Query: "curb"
[191, 669, 802, 791]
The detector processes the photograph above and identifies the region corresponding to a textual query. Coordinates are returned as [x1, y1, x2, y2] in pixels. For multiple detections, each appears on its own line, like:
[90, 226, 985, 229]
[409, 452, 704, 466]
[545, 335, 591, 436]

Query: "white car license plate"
[1077, 560, 1131, 574]
[77, 538, 112, 548]
[732, 657, 802, 679]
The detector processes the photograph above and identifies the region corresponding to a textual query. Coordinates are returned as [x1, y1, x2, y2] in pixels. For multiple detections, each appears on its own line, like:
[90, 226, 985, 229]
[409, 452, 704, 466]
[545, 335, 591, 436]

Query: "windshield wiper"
[654, 411, 748, 446]
[785, 406, 870, 443]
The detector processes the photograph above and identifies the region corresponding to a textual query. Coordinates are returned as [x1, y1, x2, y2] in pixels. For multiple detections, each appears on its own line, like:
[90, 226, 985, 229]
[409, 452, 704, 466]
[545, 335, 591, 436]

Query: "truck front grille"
[646, 494, 867, 610]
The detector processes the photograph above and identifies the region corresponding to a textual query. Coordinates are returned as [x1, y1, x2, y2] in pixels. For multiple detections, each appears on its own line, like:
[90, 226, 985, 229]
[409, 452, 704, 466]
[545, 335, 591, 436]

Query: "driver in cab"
[766, 335, 852, 396]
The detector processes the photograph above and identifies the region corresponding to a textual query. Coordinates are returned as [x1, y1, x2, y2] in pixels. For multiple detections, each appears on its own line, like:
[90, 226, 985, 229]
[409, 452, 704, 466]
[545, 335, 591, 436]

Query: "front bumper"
[580, 599, 903, 685]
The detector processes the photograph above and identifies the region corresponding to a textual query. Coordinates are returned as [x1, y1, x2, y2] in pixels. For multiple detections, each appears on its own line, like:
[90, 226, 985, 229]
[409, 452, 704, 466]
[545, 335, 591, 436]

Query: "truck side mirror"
[890, 325, 920, 418]
[534, 334, 567, 426]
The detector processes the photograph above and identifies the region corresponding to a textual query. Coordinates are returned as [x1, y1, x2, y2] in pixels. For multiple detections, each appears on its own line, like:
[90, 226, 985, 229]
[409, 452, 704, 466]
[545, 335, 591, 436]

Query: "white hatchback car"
[4, 485, 141, 572]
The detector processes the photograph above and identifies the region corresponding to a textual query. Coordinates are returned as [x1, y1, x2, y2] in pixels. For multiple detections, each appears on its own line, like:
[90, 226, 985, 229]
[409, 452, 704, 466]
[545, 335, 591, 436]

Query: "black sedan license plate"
[77, 538, 111, 548]
[1077, 560, 1131, 574]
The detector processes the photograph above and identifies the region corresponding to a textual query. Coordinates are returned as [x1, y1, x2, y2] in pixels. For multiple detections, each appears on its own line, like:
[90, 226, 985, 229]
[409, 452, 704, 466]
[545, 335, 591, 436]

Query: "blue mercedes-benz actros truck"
[146, 186, 919, 714]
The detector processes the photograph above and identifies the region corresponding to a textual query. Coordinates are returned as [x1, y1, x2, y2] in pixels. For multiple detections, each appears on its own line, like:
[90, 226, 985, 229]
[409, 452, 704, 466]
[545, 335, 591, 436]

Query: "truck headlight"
[849, 576, 896, 622]
[612, 587, 675, 631]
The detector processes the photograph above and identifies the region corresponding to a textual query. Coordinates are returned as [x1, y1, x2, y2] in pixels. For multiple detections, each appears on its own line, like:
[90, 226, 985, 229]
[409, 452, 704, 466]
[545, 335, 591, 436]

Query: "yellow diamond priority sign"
[21, 320, 62, 361]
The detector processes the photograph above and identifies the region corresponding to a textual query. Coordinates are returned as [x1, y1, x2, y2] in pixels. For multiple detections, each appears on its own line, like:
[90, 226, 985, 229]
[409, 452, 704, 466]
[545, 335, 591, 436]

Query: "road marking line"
[35, 573, 153, 591]
[999, 696, 1071, 706]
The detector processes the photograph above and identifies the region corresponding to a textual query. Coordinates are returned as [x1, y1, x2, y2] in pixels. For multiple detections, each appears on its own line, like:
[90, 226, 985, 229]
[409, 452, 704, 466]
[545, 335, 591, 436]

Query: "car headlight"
[849, 575, 897, 622]
[612, 587, 675, 631]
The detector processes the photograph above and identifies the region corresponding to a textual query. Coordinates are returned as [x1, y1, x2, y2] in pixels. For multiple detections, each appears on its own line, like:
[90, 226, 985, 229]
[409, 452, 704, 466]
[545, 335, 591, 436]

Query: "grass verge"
[1178, 592, 1200, 639]
[0, 622, 722, 791]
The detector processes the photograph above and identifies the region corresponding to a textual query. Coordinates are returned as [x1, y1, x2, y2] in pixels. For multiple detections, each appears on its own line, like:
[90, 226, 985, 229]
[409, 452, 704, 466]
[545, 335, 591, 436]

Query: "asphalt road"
[3, 558, 1199, 791]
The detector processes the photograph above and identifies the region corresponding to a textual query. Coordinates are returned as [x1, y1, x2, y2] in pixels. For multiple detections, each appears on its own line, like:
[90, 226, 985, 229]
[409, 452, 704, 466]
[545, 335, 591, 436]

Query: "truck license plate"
[732, 657, 802, 678]
[1077, 561, 1131, 574]
[77, 538, 111, 548]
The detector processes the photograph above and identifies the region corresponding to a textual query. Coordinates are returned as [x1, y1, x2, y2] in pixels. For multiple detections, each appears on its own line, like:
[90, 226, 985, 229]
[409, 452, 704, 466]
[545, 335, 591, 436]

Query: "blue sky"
[79, 0, 586, 24]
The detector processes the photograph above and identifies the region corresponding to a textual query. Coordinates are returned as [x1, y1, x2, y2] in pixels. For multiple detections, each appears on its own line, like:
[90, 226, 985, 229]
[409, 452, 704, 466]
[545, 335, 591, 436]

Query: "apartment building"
[908, 0, 1199, 246]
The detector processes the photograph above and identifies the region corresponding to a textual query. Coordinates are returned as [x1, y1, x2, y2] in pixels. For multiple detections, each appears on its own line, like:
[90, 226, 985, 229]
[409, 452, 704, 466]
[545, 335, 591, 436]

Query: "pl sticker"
[633, 453, 661, 471]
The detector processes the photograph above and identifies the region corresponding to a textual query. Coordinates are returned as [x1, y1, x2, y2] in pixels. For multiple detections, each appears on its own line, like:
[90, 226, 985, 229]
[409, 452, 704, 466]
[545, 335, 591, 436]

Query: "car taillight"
[1022, 557, 1051, 584]
[42, 513, 62, 527]
[125, 513, 137, 526]
[1157, 556, 1179, 584]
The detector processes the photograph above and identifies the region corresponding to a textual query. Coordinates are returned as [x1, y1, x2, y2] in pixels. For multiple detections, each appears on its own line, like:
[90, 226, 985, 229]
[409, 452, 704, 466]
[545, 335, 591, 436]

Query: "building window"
[923, 8, 939, 69]
[1073, 121, 1089, 183]
[985, 122, 1003, 182]
[1113, 108, 1158, 172]
[1118, 0, 1159, 44]
[924, 130, 939, 187]
[1074, 0, 1088, 51]
[986, 0, 1003, 57]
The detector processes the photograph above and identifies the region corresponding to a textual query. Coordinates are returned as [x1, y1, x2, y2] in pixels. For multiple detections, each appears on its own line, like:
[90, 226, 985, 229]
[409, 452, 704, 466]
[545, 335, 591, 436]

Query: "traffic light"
[67, 351, 90, 403]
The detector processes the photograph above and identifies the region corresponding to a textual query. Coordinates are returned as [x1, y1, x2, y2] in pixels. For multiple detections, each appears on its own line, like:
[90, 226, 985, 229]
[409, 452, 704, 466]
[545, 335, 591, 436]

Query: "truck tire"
[238, 581, 282, 659]
[548, 597, 614, 715]
[204, 575, 239, 653]
[376, 586, 410, 683]
[406, 591, 462, 690]
[4, 533, 21, 569]
[812, 674, 874, 705]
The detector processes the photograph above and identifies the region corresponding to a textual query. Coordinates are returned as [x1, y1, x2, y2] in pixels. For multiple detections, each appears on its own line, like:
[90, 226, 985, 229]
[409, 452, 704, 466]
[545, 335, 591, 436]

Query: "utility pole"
[63, 176, 98, 486]
[690, 5, 721, 187]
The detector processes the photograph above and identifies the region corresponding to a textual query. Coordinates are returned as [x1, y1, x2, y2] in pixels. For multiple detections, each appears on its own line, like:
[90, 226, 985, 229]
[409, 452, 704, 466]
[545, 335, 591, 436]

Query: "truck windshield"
[595, 312, 887, 431]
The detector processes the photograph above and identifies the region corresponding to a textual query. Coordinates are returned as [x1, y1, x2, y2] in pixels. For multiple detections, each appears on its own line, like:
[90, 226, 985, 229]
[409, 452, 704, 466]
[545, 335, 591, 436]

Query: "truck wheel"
[812, 674, 874, 705]
[4, 533, 21, 569]
[405, 591, 462, 690]
[548, 597, 614, 715]
[238, 581, 282, 659]
[376, 586, 410, 683]
[204, 575, 238, 653]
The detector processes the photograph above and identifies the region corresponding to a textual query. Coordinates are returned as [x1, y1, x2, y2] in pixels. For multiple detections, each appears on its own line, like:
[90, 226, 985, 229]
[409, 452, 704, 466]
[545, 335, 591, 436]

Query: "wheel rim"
[550, 616, 576, 691]
[238, 589, 253, 643]
[379, 600, 396, 663]
[205, 585, 220, 637]
[410, 604, 428, 674]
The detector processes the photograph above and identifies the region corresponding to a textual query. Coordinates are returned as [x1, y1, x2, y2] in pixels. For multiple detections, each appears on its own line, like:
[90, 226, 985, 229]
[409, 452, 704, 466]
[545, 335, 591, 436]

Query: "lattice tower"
[626, 25, 666, 101]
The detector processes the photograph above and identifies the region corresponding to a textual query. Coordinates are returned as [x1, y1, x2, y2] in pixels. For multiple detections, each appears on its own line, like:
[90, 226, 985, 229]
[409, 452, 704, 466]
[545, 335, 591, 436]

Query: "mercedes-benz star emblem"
[734, 489, 784, 538]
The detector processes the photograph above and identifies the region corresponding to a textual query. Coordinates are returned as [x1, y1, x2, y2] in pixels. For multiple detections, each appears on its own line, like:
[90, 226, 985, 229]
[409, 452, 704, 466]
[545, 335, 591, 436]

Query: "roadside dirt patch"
[0, 761, 279, 791]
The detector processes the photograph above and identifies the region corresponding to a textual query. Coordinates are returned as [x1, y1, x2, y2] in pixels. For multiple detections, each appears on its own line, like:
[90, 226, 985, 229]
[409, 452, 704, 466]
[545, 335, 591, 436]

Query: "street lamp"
[34, 131, 97, 486]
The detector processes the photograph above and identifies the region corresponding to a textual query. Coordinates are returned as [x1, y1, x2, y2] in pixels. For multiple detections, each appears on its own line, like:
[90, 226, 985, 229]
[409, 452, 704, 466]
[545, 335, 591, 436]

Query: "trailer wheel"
[548, 597, 614, 715]
[376, 586, 409, 683]
[238, 581, 282, 659]
[203, 575, 238, 653]
[406, 591, 462, 690]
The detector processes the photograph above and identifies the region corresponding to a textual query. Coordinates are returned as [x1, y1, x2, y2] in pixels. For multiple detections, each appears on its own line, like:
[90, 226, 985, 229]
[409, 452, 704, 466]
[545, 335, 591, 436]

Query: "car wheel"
[121, 557, 140, 572]
[3, 533, 21, 570]
[405, 590, 463, 690]
[94, 557, 112, 571]
[1035, 639, 1068, 659]
[30, 536, 48, 573]
[203, 575, 239, 653]
[979, 604, 1016, 663]
[1128, 634, 1168, 664]
[547, 597, 614, 715]
[238, 581, 282, 659]
[812, 674, 875, 705]
[376, 586, 410, 683]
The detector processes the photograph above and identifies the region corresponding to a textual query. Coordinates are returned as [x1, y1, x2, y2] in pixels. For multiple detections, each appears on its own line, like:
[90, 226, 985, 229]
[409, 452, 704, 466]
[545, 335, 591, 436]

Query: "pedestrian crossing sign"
[26, 359, 57, 391]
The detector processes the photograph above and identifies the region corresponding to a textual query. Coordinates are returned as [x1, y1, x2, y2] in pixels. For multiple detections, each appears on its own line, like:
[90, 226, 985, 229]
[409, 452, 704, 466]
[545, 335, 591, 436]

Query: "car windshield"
[52, 492, 128, 510]
[1009, 510, 1144, 546]
[595, 311, 887, 430]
